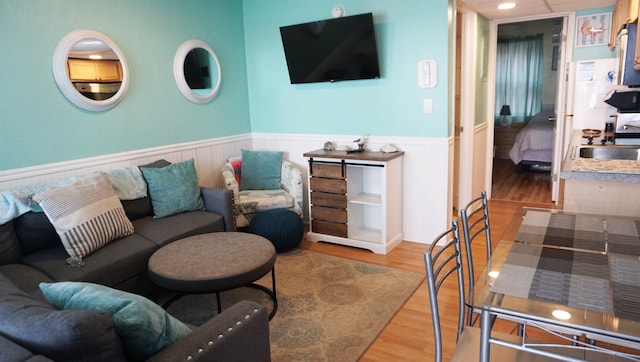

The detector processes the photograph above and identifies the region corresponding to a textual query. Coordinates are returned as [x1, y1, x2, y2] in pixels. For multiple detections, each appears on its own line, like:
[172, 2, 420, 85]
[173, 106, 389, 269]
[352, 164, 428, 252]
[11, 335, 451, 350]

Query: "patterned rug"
[165, 248, 423, 361]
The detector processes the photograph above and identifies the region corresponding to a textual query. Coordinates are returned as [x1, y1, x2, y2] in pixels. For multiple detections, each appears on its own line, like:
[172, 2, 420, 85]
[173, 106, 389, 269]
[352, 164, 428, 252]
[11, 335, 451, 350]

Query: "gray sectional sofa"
[0, 159, 271, 361]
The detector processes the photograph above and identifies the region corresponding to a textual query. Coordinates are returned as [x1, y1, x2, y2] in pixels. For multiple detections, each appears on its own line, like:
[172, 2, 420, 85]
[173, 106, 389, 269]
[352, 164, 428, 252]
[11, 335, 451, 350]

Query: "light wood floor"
[296, 164, 558, 361]
[491, 158, 553, 205]
[299, 199, 542, 361]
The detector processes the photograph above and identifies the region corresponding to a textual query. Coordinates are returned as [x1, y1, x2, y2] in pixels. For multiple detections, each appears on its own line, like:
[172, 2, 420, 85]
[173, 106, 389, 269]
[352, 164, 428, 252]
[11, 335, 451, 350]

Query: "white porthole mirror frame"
[52, 29, 129, 112]
[173, 39, 221, 104]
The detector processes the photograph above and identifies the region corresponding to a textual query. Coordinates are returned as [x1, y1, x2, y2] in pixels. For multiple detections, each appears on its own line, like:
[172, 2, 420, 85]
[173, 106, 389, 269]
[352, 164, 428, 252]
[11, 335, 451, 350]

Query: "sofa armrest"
[200, 187, 236, 232]
[281, 161, 304, 215]
[147, 300, 270, 362]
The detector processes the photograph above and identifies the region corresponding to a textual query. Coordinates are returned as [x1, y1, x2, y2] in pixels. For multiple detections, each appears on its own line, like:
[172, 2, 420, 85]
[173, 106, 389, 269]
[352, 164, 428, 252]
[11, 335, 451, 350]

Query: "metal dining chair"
[460, 190, 492, 327]
[424, 220, 465, 361]
[424, 220, 569, 361]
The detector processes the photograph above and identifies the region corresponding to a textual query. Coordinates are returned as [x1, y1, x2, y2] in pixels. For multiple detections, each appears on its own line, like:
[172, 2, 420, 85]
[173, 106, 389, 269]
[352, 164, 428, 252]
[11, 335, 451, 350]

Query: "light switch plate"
[423, 99, 433, 114]
[417, 59, 437, 88]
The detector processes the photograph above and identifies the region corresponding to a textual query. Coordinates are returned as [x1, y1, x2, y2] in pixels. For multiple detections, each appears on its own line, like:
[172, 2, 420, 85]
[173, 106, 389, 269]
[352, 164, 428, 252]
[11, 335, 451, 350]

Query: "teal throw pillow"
[140, 158, 205, 218]
[239, 149, 283, 191]
[40, 281, 192, 361]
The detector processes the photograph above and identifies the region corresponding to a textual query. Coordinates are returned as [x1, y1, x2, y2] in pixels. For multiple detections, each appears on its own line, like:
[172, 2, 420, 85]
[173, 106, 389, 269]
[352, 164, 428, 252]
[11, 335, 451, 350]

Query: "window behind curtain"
[495, 35, 544, 125]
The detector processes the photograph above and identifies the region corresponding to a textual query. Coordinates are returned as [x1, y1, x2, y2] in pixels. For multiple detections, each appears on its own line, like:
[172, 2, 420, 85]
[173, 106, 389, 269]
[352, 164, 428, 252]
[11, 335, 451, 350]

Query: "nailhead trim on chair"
[184, 308, 261, 360]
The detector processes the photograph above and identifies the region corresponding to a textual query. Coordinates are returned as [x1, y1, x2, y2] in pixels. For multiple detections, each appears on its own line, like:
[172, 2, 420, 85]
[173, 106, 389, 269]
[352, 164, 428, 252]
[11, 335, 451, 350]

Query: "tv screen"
[280, 13, 381, 84]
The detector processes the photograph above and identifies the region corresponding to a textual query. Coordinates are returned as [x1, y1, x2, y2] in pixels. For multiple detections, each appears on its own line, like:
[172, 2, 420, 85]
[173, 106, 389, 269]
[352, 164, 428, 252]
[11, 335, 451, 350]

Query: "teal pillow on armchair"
[239, 149, 283, 191]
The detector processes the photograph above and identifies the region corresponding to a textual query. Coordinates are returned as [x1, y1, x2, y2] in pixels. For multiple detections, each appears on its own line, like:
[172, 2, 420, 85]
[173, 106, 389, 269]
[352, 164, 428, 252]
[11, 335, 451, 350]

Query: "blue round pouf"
[248, 209, 303, 253]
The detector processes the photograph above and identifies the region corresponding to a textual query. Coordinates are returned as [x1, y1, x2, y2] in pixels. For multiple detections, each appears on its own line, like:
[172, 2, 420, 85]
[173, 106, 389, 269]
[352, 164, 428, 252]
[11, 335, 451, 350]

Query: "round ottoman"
[248, 209, 303, 252]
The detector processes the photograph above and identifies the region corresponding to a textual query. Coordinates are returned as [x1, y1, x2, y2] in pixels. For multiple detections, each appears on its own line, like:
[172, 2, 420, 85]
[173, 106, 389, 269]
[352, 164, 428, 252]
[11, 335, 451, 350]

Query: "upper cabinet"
[611, 0, 631, 48]
[629, 0, 639, 23]
[67, 59, 123, 82]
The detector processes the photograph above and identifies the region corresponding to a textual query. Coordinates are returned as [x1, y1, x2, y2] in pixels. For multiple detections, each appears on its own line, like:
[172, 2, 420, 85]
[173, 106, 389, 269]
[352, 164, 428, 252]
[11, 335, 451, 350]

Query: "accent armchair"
[221, 152, 303, 228]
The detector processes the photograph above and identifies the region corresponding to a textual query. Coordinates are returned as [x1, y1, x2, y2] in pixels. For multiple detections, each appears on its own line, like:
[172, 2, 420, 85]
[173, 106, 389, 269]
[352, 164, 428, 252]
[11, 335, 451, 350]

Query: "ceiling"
[460, 0, 616, 20]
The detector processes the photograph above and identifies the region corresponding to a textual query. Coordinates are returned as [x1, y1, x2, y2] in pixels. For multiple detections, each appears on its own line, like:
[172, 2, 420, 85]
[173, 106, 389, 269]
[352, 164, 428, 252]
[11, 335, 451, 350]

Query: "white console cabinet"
[303, 149, 404, 254]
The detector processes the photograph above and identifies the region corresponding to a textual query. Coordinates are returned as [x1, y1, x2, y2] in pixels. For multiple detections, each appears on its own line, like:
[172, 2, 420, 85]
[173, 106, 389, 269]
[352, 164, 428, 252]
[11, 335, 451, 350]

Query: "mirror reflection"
[68, 39, 123, 100]
[52, 29, 129, 112]
[174, 39, 221, 104]
[184, 48, 210, 90]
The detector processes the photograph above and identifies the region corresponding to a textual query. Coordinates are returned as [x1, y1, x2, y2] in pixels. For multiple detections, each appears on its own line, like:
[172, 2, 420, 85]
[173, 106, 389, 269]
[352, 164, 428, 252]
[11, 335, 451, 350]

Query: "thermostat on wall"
[417, 59, 437, 88]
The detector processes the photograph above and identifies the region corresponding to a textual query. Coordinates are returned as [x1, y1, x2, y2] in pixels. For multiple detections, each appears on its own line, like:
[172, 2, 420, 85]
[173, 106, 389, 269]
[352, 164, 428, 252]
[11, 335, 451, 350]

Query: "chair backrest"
[424, 220, 465, 362]
[459, 190, 491, 326]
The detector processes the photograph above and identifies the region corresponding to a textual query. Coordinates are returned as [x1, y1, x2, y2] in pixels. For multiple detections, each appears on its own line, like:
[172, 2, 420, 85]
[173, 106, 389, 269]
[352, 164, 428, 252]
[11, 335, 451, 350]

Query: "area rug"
[165, 248, 424, 361]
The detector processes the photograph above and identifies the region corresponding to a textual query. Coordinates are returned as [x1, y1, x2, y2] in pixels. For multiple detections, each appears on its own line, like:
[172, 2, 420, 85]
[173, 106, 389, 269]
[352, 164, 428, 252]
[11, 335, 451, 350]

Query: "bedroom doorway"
[490, 15, 569, 205]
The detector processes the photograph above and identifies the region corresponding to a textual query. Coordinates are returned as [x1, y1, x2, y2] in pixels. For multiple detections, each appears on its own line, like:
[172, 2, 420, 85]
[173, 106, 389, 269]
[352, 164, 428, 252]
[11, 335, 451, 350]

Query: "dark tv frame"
[279, 13, 381, 84]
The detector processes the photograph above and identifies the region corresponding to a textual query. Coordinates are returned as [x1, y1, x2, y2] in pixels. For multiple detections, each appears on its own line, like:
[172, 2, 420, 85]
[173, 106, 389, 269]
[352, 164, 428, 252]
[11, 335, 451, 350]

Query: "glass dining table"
[473, 207, 640, 361]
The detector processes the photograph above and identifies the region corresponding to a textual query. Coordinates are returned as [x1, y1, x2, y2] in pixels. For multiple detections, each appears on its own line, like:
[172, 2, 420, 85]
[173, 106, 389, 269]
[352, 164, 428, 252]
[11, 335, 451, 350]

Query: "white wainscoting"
[0, 132, 450, 244]
[0, 134, 253, 190]
[252, 133, 451, 244]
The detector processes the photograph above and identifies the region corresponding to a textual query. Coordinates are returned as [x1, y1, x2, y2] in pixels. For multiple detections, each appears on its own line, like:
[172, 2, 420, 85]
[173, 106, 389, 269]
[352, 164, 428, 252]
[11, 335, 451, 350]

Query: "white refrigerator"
[563, 58, 619, 152]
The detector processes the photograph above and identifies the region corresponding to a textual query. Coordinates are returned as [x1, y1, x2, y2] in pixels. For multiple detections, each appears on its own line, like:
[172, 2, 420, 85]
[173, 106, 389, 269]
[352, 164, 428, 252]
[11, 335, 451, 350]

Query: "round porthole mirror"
[174, 39, 221, 104]
[52, 30, 129, 112]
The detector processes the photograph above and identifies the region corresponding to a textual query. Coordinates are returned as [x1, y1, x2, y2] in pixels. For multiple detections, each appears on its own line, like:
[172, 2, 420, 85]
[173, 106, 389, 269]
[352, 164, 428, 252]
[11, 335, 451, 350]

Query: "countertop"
[303, 149, 404, 162]
[560, 130, 640, 183]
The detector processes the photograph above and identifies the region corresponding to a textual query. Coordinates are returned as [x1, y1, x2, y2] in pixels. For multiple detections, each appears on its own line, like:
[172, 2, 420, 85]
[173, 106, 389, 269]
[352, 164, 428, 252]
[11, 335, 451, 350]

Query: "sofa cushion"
[40, 281, 191, 361]
[0, 264, 54, 301]
[133, 210, 225, 247]
[32, 172, 134, 263]
[13, 212, 60, 255]
[22, 233, 157, 289]
[0, 220, 20, 265]
[140, 159, 205, 218]
[237, 189, 295, 214]
[0, 274, 125, 362]
[239, 149, 283, 191]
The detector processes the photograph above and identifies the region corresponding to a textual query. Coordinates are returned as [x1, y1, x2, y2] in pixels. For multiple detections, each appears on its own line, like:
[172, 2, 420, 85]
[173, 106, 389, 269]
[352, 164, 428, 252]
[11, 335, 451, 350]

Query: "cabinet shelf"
[348, 192, 381, 205]
[348, 227, 382, 244]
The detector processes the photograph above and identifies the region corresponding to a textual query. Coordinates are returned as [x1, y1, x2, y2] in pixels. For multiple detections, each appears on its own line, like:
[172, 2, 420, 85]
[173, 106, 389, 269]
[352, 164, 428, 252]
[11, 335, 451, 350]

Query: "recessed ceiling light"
[498, 2, 516, 10]
[89, 54, 103, 60]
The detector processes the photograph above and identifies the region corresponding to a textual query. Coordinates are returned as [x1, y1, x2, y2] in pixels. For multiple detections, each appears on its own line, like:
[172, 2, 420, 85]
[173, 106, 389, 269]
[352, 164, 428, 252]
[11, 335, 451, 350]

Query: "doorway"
[490, 18, 562, 205]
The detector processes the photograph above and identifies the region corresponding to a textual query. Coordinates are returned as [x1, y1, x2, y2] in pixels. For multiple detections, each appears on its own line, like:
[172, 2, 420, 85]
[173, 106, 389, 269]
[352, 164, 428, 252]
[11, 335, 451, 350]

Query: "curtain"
[495, 35, 543, 125]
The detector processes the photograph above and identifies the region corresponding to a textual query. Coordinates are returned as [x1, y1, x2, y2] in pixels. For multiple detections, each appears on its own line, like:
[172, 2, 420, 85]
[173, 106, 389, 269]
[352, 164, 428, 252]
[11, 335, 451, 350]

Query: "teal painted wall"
[243, 0, 450, 138]
[573, 7, 617, 61]
[0, 0, 251, 171]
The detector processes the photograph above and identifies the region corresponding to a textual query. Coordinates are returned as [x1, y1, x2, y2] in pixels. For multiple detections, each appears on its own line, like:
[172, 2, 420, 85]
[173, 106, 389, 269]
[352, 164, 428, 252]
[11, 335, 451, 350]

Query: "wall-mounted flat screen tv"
[279, 13, 381, 84]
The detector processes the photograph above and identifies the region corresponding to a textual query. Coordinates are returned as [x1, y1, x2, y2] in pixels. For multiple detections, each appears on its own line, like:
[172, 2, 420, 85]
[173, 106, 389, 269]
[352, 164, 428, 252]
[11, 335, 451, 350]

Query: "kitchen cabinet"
[67, 59, 123, 82]
[303, 149, 403, 255]
[611, 0, 630, 48]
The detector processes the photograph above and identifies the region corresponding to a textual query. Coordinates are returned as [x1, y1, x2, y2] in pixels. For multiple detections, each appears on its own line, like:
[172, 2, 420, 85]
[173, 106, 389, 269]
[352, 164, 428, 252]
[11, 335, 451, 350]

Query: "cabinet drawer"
[312, 219, 348, 238]
[310, 177, 346, 194]
[311, 163, 345, 179]
[311, 206, 347, 223]
[311, 191, 347, 208]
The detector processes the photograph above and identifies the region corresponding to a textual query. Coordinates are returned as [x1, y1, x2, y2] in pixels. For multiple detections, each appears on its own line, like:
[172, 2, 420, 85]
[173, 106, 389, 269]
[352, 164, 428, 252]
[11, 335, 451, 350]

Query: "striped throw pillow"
[33, 172, 134, 264]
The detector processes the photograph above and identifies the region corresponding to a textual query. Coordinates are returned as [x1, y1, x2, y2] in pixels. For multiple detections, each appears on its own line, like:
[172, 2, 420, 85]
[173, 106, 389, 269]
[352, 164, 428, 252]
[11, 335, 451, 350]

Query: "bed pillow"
[32, 172, 134, 264]
[40, 281, 191, 361]
[239, 149, 283, 191]
[140, 159, 204, 218]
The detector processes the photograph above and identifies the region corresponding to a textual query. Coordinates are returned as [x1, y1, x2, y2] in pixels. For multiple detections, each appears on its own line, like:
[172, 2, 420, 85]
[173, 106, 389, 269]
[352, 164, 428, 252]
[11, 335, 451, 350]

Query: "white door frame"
[484, 12, 574, 203]
[457, 10, 479, 209]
